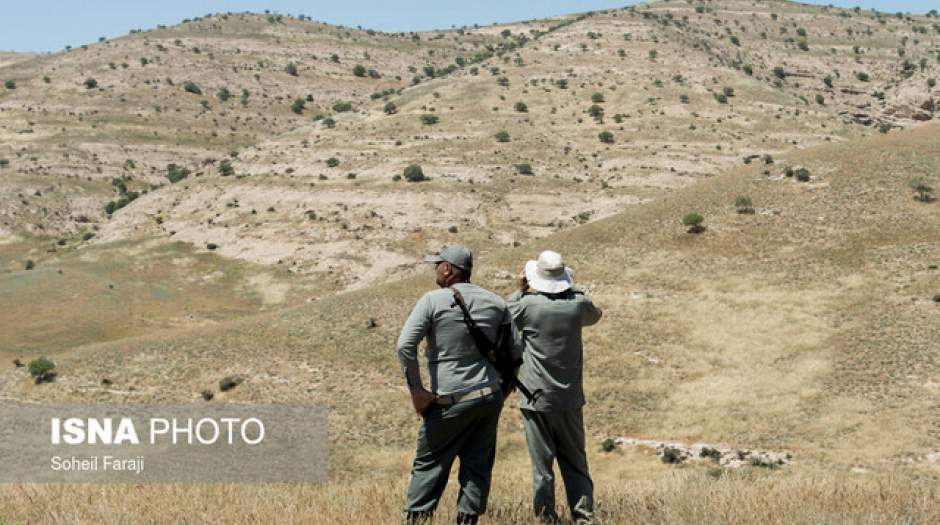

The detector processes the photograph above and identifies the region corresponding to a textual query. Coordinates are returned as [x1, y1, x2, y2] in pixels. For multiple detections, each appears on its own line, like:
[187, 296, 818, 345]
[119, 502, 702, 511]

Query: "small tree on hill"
[591, 92, 605, 103]
[28, 357, 56, 384]
[403, 164, 427, 182]
[352, 64, 367, 77]
[83, 78, 98, 89]
[682, 212, 705, 233]
[183, 81, 201, 94]
[285, 62, 299, 76]
[291, 98, 306, 114]
[217, 87, 232, 102]
[219, 160, 234, 177]
[514, 101, 528, 112]
[598, 131, 614, 144]
[4, 79, 15, 90]
[420, 113, 439, 125]
[911, 177, 934, 202]
[494, 130, 510, 142]
[384, 101, 397, 114]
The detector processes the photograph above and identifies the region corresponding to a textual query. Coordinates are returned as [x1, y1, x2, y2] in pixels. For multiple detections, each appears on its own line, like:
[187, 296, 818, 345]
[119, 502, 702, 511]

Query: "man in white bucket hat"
[507, 250, 602, 524]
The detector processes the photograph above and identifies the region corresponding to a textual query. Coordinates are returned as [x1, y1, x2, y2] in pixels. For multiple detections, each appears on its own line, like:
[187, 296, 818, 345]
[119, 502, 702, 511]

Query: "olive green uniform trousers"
[520, 407, 594, 522]
[404, 390, 504, 517]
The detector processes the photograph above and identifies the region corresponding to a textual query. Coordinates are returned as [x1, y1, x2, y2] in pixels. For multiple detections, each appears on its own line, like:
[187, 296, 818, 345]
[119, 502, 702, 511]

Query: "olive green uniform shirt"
[507, 289, 602, 411]
[397, 282, 520, 396]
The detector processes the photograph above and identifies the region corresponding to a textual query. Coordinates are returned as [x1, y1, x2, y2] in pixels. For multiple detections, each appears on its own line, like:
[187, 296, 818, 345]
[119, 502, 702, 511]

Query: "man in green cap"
[397, 244, 521, 525]
[507, 250, 603, 524]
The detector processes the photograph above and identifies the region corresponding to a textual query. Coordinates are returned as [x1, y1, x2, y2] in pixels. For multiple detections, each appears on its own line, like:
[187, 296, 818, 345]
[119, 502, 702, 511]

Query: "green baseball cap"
[424, 244, 473, 272]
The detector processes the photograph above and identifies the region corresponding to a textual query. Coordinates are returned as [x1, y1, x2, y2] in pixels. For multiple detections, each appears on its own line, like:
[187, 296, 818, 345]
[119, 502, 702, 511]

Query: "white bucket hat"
[525, 250, 573, 294]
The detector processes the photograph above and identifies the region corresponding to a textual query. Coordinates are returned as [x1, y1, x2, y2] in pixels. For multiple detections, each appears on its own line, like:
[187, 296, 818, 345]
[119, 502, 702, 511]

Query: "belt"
[435, 385, 498, 406]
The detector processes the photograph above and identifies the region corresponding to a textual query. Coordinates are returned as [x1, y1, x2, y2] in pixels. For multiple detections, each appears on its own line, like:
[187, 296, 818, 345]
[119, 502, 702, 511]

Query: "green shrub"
[723, 87, 735, 97]
[217, 375, 243, 391]
[730, 35, 740, 46]
[219, 159, 234, 176]
[773, 67, 787, 79]
[815, 94, 825, 105]
[514, 101, 528, 112]
[515, 163, 533, 175]
[682, 212, 705, 233]
[735, 196, 754, 214]
[28, 357, 56, 384]
[383, 102, 397, 114]
[823, 75, 834, 88]
[420, 113, 439, 125]
[714, 93, 728, 104]
[83, 78, 98, 89]
[602, 438, 616, 452]
[494, 130, 510, 142]
[588, 104, 604, 121]
[793, 167, 811, 182]
[591, 92, 605, 103]
[929, 78, 937, 88]
[183, 81, 201, 94]
[4, 79, 15, 89]
[352, 64, 367, 77]
[403, 164, 427, 182]
[598, 131, 614, 143]
[166, 163, 190, 183]
[291, 98, 306, 114]
[322, 117, 336, 128]
[285, 62, 299, 76]
[217, 87, 231, 101]
[25, 259, 35, 270]
[911, 177, 934, 202]
[855, 71, 870, 82]
[0, 158, 9, 168]
[332, 101, 353, 112]
[326, 157, 340, 167]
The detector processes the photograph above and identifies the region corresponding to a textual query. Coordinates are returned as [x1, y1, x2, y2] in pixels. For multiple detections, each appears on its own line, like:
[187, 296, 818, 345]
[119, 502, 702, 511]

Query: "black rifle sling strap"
[450, 287, 541, 404]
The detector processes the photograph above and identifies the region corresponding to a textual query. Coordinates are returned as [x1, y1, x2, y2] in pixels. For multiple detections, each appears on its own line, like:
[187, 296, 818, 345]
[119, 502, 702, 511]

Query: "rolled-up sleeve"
[397, 294, 432, 390]
[580, 295, 603, 327]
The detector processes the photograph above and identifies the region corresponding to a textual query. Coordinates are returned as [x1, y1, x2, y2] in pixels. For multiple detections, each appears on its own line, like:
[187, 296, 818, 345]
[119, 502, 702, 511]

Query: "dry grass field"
[1, 0, 940, 523]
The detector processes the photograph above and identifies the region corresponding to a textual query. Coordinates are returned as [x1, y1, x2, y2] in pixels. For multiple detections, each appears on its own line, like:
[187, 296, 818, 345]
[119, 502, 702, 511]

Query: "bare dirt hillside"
[2, 1, 938, 294]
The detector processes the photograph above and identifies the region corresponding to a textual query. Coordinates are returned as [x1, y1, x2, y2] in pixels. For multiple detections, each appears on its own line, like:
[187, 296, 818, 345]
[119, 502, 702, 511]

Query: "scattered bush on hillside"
[321, 117, 336, 128]
[793, 167, 811, 182]
[219, 160, 234, 176]
[591, 92, 605, 103]
[219, 375, 243, 392]
[4, 79, 15, 89]
[911, 177, 934, 202]
[514, 101, 528, 112]
[83, 78, 98, 89]
[816, 94, 825, 105]
[589, 104, 604, 121]
[352, 64, 367, 77]
[285, 62, 299, 76]
[291, 98, 306, 114]
[384, 102, 397, 114]
[166, 163, 190, 183]
[25, 259, 35, 270]
[856, 71, 870, 82]
[217, 87, 231, 102]
[773, 67, 787, 79]
[823, 75, 834, 88]
[515, 163, 533, 175]
[403, 164, 427, 182]
[0, 158, 9, 168]
[332, 101, 352, 112]
[420, 113, 439, 125]
[598, 131, 614, 144]
[735, 196, 755, 214]
[682, 212, 705, 234]
[495, 130, 510, 142]
[326, 157, 340, 167]
[183, 81, 201, 94]
[28, 357, 56, 384]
